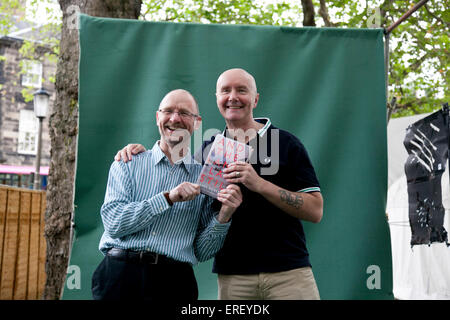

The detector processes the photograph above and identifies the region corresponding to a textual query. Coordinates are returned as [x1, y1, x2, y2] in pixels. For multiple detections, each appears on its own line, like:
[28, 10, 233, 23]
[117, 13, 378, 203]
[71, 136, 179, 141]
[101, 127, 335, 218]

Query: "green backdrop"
[63, 14, 392, 300]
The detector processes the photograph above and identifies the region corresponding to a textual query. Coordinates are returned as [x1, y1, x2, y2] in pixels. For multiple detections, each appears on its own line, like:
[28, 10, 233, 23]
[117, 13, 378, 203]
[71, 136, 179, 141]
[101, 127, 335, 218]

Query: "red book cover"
[197, 134, 253, 198]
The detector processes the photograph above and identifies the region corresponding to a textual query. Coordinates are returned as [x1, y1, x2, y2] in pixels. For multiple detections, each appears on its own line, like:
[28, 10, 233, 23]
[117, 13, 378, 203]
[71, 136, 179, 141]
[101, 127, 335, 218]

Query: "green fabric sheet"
[63, 14, 392, 300]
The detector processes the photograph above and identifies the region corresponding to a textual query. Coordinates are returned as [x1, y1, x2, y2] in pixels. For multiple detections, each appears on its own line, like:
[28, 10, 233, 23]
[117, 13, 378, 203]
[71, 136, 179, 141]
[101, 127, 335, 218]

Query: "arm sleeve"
[193, 197, 230, 262]
[100, 161, 170, 239]
[289, 136, 321, 193]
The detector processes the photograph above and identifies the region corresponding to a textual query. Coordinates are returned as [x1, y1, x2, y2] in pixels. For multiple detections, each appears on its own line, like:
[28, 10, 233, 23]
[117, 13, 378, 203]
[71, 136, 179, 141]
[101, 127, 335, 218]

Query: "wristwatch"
[163, 192, 173, 206]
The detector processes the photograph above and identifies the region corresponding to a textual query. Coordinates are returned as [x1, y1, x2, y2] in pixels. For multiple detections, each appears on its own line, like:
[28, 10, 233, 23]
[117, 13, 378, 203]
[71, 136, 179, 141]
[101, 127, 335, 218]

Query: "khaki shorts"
[218, 267, 320, 300]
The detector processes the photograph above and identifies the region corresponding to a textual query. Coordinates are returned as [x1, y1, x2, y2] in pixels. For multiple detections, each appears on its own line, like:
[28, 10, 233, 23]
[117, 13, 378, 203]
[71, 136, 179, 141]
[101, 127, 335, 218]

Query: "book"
[197, 134, 253, 198]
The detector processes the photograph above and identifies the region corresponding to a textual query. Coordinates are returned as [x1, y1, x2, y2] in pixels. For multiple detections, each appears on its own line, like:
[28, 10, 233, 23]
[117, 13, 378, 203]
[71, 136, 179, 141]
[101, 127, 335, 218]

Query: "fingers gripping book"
[197, 134, 253, 198]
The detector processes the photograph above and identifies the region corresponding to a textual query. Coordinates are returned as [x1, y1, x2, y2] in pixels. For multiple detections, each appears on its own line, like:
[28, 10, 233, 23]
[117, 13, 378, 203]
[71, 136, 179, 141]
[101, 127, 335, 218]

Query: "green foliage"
[0, 0, 22, 63]
[20, 87, 34, 102]
[141, 0, 301, 26]
[326, 0, 448, 118]
[0, 0, 21, 36]
[382, 1, 449, 118]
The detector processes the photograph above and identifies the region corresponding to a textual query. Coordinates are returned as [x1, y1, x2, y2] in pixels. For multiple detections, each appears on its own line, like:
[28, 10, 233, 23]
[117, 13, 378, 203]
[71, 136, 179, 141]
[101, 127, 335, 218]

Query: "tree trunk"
[301, 0, 316, 26]
[43, 0, 142, 300]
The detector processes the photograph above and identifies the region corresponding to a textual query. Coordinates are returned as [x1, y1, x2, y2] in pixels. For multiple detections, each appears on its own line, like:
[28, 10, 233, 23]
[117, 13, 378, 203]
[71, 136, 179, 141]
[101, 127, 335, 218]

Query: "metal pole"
[385, 0, 430, 35]
[385, 32, 390, 123]
[34, 117, 43, 190]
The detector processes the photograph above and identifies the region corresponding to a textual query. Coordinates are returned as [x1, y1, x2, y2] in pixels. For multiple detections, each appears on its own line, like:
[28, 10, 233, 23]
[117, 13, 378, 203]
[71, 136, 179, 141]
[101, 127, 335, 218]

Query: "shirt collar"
[221, 117, 272, 138]
[254, 117, 271, 137]
[152, 141, 193, 172]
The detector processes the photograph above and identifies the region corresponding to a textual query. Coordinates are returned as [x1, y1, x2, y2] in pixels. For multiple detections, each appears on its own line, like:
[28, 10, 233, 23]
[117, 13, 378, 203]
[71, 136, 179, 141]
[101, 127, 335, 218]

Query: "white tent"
[387, 112, 450, 300]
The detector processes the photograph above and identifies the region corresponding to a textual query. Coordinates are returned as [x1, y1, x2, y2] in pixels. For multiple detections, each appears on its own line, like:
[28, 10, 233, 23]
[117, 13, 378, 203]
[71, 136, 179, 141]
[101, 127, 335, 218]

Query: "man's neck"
[225, 119, 264, 143]
[159, 141, 189, 164]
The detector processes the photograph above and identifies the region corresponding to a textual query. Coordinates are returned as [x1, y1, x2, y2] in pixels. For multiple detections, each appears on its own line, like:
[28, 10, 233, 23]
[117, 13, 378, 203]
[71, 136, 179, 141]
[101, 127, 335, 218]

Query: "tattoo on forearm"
[278, 190, 303, 209]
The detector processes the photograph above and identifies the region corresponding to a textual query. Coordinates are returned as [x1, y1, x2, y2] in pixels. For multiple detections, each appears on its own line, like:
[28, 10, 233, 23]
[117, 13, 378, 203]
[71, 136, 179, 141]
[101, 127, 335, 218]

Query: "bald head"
[216, 68, 258, 95]
[160, 89, 199, 114]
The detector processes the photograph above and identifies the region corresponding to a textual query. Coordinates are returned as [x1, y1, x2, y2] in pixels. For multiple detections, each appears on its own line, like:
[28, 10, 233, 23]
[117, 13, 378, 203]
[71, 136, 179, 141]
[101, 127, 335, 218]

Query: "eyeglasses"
[158, 109, 199, 121]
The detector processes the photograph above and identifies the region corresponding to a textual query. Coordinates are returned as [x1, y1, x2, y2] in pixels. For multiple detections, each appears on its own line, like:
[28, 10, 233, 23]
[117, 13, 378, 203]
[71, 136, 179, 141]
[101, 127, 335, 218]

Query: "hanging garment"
[404, 106, 449, 246]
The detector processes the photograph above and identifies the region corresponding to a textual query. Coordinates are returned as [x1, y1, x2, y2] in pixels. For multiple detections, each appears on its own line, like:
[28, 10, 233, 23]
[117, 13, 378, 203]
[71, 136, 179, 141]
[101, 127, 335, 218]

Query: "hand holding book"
[216, 184, 243, 223]
[165, 182, 200, 204]
[197, 134, 253, 198]
[222, 161, 264, 194]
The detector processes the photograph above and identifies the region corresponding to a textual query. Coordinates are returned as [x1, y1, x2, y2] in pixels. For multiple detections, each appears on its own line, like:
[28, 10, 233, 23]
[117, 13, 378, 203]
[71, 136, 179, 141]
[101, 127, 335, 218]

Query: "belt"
[106, 248, 186, 265]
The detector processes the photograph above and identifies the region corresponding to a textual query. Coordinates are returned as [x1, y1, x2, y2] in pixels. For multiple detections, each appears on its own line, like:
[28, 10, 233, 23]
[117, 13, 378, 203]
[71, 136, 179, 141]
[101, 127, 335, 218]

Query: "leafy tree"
[327, 1, 448, 117]
[141, 0, 302, 26]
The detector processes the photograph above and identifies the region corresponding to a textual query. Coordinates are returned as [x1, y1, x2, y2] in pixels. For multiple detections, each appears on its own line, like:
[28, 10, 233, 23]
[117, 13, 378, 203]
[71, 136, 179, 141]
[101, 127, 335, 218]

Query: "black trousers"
[91, 255, 198, 300]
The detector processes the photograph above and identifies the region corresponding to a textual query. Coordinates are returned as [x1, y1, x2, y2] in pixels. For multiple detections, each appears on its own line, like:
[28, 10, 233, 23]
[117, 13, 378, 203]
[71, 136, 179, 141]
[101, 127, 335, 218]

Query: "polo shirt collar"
[255, 117, 271, 137]
[222, 117, 272, 138]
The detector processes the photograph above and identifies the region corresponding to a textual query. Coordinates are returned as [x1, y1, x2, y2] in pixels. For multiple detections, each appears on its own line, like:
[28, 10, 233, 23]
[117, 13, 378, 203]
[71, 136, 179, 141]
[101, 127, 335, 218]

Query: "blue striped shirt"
[99, 141, 230, 265]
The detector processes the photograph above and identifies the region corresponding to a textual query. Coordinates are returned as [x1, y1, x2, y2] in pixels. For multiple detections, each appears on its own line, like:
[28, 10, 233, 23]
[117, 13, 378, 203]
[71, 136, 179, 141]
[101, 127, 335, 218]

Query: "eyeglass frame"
[157, 108, 200, 121]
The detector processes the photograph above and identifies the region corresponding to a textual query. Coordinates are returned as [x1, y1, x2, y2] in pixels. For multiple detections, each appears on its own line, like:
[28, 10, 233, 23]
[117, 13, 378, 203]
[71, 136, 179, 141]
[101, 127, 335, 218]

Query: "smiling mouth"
[226, 106, 244, 109]
[165, 126, 185, 132]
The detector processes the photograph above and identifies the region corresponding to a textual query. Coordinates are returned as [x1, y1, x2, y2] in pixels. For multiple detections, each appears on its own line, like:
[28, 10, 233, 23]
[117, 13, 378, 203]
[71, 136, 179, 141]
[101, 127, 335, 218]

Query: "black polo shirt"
[195, 118, 321, 274]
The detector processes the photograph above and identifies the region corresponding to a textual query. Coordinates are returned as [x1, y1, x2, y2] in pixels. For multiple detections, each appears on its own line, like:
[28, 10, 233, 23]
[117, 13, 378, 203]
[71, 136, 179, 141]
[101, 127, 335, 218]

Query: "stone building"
[0, 15, 57, 188]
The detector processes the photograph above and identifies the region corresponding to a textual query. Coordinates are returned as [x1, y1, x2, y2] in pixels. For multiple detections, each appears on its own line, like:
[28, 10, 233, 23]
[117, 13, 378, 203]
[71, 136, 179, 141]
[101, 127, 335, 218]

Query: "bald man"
[92, 89, 242, 300]
[116, 69, 323, 300]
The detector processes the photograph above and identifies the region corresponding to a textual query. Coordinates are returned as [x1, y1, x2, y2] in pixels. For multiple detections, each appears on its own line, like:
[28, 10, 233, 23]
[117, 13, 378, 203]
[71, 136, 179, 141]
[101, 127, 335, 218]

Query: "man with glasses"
[116, 69, 323, 300]
[92, 89, 242, 300]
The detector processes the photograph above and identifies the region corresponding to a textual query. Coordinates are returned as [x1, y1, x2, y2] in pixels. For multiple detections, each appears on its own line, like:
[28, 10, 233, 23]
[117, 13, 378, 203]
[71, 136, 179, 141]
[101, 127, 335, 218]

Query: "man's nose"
[169, 111, 182, 121]
[228, 89, 238, 101]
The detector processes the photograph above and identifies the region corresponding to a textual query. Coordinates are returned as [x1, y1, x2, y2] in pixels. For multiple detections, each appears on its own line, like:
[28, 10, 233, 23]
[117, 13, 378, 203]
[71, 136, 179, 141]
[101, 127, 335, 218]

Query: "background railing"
[0, 185, 46, 299]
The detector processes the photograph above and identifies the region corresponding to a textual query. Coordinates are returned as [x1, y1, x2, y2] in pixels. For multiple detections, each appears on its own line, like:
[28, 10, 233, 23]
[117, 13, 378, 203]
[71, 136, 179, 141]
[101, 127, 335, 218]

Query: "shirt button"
[152, 232, 156, 236]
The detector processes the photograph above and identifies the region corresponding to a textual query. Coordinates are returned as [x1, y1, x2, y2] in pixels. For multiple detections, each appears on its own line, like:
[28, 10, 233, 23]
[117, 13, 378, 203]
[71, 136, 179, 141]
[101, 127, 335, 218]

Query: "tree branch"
[380, 0, 396, 28]
[403, 52, 430, 78]
[318, 0, 334, 27]
[424, 4, 450, 27]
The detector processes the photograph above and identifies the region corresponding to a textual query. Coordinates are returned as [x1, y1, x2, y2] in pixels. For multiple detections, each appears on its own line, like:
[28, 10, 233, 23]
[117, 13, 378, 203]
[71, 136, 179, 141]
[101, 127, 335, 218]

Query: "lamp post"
[33, 88, 50, 190]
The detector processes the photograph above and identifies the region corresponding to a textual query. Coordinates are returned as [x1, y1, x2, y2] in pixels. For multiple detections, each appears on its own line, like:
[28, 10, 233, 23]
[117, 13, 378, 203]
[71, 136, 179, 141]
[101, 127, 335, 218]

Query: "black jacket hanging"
[403, 104, 449, 246]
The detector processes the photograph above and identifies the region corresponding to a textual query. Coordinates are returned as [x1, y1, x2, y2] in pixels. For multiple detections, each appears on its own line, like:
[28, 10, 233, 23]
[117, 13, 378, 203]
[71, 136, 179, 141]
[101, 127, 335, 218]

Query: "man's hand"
[114, 144, 146, 162]
[216, 184, 243, 223]
[223, 161, 264, 193]
[169, 182, 200, 203]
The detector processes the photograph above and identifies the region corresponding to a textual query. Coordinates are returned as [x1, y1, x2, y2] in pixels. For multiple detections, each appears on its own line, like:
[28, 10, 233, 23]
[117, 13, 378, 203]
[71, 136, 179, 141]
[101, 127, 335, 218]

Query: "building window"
[21, 60, 42, 88]
[18, 109, 38, 155]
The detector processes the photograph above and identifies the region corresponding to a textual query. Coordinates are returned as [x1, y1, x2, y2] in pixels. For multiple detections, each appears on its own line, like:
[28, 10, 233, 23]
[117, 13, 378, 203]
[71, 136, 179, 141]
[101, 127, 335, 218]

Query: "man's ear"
[156, 111, 159, 124]
[253, 93, 260, 108]
[194, 117, 202, 130]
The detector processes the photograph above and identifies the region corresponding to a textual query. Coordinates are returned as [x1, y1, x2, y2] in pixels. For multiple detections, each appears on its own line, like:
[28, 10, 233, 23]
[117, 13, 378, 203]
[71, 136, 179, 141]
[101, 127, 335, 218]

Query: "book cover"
[197, 134, 253, 198]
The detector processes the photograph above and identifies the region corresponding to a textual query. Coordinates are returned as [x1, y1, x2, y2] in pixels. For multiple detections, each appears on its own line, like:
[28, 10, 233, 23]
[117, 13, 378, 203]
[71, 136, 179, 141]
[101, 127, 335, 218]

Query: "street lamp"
[33, 88, 50, 190]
